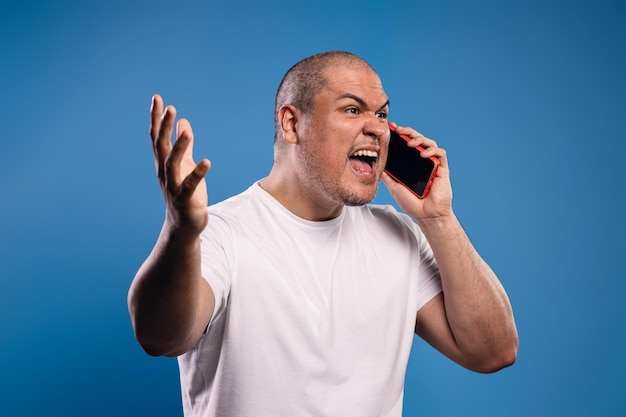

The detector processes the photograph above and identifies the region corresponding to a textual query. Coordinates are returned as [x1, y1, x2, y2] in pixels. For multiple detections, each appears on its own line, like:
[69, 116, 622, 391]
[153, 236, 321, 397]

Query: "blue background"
[1, 0, 624, 415]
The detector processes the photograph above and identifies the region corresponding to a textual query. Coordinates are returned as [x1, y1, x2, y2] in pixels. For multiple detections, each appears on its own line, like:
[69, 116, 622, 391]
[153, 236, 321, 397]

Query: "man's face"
[295, 64, 390, 209]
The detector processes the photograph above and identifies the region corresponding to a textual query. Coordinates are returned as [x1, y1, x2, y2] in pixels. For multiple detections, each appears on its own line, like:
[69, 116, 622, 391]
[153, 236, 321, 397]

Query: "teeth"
[352, 150, 378, 158]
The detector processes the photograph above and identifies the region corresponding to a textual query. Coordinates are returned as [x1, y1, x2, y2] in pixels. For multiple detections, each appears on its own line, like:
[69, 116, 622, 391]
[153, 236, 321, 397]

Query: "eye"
[345, 107, 360, 115]
[376, 111, 388, 119]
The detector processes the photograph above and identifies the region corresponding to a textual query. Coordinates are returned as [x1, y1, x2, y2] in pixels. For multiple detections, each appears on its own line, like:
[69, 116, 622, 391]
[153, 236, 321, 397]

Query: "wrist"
[164, 205, 208, 236]
[416, 212, 460, 237]
[161, 217, 203, 250]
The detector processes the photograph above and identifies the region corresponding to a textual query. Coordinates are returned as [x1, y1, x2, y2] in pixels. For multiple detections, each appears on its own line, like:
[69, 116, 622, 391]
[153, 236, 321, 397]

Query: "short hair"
[273, 51, 375, 144]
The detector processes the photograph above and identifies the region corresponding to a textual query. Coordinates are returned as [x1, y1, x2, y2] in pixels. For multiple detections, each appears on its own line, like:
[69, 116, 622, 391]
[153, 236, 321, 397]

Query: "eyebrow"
[338, 93, 390, 112]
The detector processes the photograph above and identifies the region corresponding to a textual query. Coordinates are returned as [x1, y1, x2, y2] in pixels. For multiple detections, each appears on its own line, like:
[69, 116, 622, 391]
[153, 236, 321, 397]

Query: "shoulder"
[206, 183, 264, 227]
[203, 181, 285, 241]
[199, 185, 256, 243]
[209, 185, 256, 214]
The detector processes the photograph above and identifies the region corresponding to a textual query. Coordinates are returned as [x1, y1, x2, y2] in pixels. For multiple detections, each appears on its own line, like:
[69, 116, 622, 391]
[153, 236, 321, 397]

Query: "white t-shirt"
[178, 182, 442, 417]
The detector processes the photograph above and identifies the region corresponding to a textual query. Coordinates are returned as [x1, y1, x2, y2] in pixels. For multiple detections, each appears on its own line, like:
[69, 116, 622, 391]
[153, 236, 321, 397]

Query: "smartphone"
[384, 123, 440, 199]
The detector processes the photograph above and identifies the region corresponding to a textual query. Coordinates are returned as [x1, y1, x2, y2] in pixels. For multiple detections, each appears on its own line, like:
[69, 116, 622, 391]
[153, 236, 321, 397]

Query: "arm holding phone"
[127, 95, 215, 357]
[382, 124, 518, 373]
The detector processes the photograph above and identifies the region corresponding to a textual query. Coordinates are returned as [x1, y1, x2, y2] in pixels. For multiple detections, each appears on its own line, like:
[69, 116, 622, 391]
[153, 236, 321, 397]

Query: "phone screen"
[384, 127, 439, 198]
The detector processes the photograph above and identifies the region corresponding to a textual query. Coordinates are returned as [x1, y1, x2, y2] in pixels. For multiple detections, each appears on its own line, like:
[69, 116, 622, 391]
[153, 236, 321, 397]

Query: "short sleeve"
[199, 210, 233, 327]
[414, 227, 442, 312]
[394, 211, 442, 312]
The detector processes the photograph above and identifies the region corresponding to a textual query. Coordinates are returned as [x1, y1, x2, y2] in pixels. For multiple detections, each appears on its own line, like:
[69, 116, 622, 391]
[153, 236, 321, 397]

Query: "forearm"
[128, 221, 212, 357]
[418, 214, 518, 370]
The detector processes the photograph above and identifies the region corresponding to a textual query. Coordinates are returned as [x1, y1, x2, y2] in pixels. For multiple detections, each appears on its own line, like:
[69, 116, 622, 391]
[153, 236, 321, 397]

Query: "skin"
[382, 129, 519, 372]
[127, 99, 214, 356]
[261, 63, 391, 220]
[128, 62, 519, 372]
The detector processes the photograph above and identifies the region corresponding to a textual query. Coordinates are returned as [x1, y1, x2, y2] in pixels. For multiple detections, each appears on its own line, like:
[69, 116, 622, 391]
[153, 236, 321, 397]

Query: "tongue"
[349, 158, 374, 175]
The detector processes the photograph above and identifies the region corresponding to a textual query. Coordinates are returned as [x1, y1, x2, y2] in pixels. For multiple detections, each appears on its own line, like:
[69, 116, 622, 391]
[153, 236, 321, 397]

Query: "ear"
[278, 104, 300, 145]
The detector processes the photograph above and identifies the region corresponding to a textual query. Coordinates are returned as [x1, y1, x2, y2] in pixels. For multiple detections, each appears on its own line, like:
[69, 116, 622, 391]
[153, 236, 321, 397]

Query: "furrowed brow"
[338, 93, 368, 107]
[376, 100, 390, 113]
[338, 93, 390, 112]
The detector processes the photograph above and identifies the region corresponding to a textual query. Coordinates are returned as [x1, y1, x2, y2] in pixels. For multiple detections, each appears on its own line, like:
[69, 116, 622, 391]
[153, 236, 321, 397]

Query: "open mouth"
[349, 149, 379, 177]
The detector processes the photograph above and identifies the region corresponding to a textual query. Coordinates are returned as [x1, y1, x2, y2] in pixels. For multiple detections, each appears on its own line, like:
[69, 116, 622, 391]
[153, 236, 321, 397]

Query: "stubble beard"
[297, 142, 379, 208]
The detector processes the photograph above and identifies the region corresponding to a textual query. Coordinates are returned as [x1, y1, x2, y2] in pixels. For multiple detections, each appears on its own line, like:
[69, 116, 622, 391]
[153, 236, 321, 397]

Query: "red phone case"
[385, 123, 440, 199]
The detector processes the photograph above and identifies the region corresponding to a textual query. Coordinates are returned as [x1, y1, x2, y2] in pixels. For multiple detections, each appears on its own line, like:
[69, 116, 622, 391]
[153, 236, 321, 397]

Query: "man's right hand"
[128, 95, 215, 357]
[150, 94, 211, 238]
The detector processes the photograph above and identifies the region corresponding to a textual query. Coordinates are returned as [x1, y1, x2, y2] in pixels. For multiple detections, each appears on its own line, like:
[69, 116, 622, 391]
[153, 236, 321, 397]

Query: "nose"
[363, 117, 387, 140]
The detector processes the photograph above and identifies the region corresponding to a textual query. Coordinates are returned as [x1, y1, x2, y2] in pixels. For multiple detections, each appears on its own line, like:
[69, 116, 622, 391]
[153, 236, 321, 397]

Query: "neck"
[260, 166, 343, 222]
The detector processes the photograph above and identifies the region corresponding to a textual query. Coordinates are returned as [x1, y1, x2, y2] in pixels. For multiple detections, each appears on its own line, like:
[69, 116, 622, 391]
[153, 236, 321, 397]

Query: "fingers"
[149, 94, 210, 201]
[176, 118, 194, 156]
[392, 124, 448, 168]
[165, 119, 194, 188]
[163, 111, 211, 196]
[393, 124, 436, 149]
[179, 159, 211, 200]
[149, 94, 163, 142]
[166, 127, 211, 202]
[150, 94, 178, 181]
[156, 106, 176, 171]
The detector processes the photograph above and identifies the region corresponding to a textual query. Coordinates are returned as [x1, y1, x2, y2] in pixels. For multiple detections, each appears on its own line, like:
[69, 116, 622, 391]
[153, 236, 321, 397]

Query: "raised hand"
[150, 94, 211, 237]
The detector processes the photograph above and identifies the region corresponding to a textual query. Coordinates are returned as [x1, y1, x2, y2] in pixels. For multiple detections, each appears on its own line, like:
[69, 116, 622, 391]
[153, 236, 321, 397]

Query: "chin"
[341, 186, 378, 207]
[344, 199, 372, 207]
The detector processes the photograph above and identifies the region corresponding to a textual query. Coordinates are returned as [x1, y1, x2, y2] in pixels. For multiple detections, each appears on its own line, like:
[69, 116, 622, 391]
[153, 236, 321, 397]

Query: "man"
[128, 51, 518, 417]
